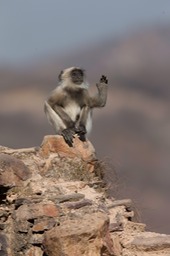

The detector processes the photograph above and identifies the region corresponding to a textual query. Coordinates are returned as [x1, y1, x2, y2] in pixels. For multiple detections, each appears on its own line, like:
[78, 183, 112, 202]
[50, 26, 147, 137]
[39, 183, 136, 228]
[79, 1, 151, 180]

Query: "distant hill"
[1, 25, 170, 96]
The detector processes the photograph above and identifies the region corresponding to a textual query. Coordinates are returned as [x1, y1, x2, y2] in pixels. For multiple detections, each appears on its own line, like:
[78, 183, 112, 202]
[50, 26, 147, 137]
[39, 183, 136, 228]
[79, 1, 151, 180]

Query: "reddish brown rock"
[43, 212, 110, 256]
[32, 219, 56, 233]
[14, 202, 59, 221]
[39, 135, 96, 162]
[0, 153, 31, 187]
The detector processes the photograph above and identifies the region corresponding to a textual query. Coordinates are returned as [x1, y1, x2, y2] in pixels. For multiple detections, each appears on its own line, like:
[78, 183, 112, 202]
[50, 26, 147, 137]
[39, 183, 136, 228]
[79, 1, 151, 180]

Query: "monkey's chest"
[64, 102, 81, 122]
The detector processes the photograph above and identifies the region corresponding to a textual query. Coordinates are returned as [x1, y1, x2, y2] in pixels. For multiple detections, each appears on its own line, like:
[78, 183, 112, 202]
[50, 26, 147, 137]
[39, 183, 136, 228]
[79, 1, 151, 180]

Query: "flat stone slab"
[130, 232, 170, 251]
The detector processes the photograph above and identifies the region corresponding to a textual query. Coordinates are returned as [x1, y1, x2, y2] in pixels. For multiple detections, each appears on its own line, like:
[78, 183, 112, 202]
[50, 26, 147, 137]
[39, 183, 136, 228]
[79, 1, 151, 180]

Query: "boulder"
[43, 212, 112, 256]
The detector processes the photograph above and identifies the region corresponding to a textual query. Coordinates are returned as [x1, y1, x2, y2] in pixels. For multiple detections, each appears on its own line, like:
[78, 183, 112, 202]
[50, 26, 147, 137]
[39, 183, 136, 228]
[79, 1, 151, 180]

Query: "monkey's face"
[59, 67, 88, 89]
[70, 68, 84, 85]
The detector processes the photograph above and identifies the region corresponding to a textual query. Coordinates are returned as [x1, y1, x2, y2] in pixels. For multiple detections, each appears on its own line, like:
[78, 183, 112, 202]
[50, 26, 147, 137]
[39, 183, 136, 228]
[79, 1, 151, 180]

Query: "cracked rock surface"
[0, 135, 170, 256]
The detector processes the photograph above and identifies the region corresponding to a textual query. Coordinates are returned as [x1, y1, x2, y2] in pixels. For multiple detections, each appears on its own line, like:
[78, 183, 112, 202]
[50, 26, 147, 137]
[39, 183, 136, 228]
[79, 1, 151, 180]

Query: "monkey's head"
[58, 67, 89, 89]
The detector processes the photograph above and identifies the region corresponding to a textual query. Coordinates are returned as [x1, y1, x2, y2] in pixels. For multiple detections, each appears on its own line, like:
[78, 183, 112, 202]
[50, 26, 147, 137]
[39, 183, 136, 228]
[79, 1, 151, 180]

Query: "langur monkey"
[44, 67, 108, 147]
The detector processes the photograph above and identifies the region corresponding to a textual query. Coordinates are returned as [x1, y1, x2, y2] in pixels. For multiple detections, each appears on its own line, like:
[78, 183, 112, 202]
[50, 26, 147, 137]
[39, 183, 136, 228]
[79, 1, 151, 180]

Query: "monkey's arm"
[89, 75, 108, 108]
[45, 101, 75, 147]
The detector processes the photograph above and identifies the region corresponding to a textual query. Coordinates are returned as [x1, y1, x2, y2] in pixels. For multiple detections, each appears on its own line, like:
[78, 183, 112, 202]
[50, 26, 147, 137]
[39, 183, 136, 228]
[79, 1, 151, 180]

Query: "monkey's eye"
[71, 69, 83, 77]
[78, 70, 84, 76]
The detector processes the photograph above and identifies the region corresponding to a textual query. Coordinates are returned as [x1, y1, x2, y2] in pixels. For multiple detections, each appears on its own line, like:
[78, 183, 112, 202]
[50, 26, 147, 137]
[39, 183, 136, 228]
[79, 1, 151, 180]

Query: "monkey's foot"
[75, 125, 87, 142]
[61, 128, 75, 147]
[78, 134, 86, 142]
[75, 124, 86, 135]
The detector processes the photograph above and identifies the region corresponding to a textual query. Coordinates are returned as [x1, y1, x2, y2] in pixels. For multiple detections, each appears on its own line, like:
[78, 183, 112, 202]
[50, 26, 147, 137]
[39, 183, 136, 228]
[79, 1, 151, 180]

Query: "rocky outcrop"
[0, 135, 170, 256]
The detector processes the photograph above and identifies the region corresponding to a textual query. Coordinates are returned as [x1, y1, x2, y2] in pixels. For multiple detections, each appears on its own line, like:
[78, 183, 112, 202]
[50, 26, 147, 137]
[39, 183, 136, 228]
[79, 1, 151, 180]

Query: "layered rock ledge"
[0, 135, 170, 256]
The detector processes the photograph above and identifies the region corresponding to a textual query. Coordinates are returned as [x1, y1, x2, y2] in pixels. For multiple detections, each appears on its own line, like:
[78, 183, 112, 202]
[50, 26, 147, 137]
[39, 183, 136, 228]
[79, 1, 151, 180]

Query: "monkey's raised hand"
[100, 75, 108, 84]
[90, 75, 108, 108]
[61, 128, 75, 147]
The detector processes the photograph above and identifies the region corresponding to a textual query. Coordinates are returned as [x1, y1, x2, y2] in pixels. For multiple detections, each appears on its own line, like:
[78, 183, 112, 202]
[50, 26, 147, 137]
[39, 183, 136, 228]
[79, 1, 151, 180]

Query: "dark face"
[71, 68, 84, 84]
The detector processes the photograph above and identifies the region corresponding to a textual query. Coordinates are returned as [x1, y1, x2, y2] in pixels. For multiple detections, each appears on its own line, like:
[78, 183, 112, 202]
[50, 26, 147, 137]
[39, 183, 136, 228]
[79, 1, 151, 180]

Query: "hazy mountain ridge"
[1, 25, 170, 96]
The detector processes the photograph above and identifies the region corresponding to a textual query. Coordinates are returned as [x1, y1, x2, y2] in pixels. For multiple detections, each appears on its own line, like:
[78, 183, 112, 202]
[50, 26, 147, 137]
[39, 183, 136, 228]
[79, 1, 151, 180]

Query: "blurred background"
[1, 0, 170, 233]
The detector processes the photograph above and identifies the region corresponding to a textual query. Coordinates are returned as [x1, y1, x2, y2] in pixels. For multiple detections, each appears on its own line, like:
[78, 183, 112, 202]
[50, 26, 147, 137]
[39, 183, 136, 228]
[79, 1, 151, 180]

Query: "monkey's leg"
[44, 101, 66, 133]
[44, 101, 75, 147]
[75, 106, 91, 141]
[53, 104, 77, 146]
[52, 105, 75, 129]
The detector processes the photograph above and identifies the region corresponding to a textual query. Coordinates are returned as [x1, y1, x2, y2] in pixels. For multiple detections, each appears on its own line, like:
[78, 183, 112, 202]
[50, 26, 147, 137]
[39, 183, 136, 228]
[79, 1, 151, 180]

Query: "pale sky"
[0, 0, 170, 64]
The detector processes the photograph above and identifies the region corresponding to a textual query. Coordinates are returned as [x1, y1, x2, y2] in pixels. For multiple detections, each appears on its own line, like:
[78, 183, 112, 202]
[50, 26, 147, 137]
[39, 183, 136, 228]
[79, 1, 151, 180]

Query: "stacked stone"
[0, 136, 170, 256]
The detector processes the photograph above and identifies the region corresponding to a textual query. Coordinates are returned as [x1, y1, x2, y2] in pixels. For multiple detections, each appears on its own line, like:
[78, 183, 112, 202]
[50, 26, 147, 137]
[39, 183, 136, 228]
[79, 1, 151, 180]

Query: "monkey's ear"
[81, 68, 85, 74]
[58, 70, 63, 82]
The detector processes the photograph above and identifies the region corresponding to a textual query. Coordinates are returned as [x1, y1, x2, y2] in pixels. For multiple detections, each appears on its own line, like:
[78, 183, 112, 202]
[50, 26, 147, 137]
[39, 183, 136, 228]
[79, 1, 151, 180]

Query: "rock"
[124, 221, 146, 233]
[15, 198, 32, 208]
[16, 220, 31, 233]
[130, 232, 170, 251]
[25, 246, 43, 256]
[1, 137, 170, 256]
[65, 199, 93, 209]
[0, 209, 9, 219]
[43, 212, 110, 256]
[56, 193, 85, 203]
[108, 199, 132, 209]
[111, 234, 122, 256]
[14, 202, 59, 221]
[0, 153, 31, 188]
[39, 135, 96, 162]
[30, 234, 44, 245]
[0, 223, 6, 230]
[41, 155, 95, 181]
[109, 222, 123, 232]
[0, 233, 8, 256]
[32, 219, 56, 233]
[102, 230, 116, 255]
